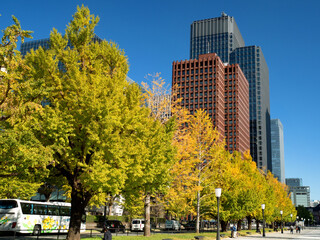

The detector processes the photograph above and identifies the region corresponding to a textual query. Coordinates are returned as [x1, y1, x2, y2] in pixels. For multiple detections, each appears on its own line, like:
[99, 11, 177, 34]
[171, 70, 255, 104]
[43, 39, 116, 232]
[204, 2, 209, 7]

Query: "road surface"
[224, 228, 320, 240]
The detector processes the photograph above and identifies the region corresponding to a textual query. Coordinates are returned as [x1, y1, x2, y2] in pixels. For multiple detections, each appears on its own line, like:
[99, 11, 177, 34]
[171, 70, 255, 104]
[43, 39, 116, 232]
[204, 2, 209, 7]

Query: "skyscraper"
[271, 119, 285, 183]
[172, 53, 249, 153]
[190, 12, 244, 62]
[190, 13, 271, 171]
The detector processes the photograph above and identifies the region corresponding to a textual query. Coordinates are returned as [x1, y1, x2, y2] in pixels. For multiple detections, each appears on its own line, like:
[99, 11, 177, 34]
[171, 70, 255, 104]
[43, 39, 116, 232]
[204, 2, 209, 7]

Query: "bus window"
[20, 203, 32, 214]
[0, 200, 18, 209]
[34, 204, 48, 215]
[48, 205, 59, 215]
[60, 206, 70, 216]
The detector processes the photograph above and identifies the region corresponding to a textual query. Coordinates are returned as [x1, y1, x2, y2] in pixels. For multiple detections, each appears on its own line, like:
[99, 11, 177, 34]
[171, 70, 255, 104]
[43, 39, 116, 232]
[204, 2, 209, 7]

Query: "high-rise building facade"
[190, 12, 244, 62]
[172, 53, 249, 153]
[190, 13, 271, 171]
[20, 35, 101, 57]
[20, 38, 51, 56]
[286, 178, 303, 187]
[271, 119, 285, 183]
[289, 186, 311, 207]
[286, 178, 310, 207]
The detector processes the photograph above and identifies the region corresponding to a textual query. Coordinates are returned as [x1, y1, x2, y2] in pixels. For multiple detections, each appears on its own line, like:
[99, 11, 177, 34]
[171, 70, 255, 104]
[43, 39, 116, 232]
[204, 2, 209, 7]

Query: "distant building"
[20, 35, 102, 57]
[290, 186, 310, 207]
[20, 36, 102, 72]
[286, 178, 303, 187]
[20, 38, 51, 56]
[172, 53, 249, 153]
[286, 178, 310, 207]
[310, 200, 320, 207]
[271, 119, 285, 183]
[190, 13, 271, 171]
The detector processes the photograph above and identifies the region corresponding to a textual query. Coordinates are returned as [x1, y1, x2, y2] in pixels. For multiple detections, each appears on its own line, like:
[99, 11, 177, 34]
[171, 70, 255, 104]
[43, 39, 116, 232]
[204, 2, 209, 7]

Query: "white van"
[131, 219, 145, 231]
[165, 220, 181, 230]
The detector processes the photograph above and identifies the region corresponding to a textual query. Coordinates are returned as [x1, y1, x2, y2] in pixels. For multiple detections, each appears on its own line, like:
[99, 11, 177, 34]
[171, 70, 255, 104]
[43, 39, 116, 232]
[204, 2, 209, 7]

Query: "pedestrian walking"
[231, 225, 237, 238]
[290, 225, 294, 234]
[103, 227, 112, 240]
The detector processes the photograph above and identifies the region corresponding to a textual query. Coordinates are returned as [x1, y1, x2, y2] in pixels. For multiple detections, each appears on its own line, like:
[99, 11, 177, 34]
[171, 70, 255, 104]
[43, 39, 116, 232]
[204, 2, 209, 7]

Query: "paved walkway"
[224, 228, 320, 240]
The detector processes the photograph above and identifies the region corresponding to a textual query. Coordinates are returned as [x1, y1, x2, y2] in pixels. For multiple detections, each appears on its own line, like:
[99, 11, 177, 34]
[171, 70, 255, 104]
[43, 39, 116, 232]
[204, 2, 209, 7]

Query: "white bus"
[0, 199, 86, 235]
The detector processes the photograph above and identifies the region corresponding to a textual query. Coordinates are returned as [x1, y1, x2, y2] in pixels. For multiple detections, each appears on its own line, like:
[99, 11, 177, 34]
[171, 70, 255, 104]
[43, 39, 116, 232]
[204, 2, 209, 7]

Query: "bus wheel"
[32, 225, 41, 236]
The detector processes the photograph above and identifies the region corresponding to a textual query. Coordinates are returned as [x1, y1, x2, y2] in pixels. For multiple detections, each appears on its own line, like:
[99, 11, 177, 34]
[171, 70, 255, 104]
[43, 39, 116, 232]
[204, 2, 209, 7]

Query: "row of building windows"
[175, 74, 217, 81]
[175, 68, 217, 74]
[174, 60, 220, 69]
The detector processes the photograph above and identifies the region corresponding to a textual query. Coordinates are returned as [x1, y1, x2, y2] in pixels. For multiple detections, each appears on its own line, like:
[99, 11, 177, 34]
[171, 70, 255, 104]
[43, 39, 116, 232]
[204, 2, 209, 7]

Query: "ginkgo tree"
[123, 74, 176, 237]
[167, 108, 226, 233]
[0, 15, 52, 199]
[0, 5, 173, 240]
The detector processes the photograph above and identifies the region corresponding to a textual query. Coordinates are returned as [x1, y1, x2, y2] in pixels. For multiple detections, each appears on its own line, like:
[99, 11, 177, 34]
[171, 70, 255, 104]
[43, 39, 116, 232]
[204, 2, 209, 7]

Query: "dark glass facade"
[20, 35, 102, 57]
[20, 38, 50, 56]
[190, 13, 244, 62]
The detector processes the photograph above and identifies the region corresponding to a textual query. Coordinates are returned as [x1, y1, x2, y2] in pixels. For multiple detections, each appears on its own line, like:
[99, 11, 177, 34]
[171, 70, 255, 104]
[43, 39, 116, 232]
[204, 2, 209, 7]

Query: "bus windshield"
[0, 200, 18, 209]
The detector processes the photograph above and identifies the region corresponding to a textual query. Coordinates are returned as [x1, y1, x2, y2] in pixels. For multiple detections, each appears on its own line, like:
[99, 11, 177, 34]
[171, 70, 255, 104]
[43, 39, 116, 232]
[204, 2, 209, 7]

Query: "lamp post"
[290, 214, 293, 223]
[215, 188, 222, 240]
[280, 210, 283, 234]
[261, 204, 265, 237]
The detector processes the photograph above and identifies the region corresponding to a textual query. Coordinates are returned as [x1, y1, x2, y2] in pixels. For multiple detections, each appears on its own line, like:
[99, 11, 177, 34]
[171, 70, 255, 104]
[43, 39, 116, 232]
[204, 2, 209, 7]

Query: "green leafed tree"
[0, 15, 52, 199]
[123, 75, 176, 237]
[18, 6, 153, 240]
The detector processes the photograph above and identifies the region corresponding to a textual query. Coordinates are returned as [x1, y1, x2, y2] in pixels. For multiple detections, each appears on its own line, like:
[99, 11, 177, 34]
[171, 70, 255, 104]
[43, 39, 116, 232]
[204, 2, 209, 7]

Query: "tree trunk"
[107, 200, 113, 216]
[66, 184, 91, 240]
[256, 219, 260, 232]
[196, 189, 200, 233]
[237, 220, 242, 231]
[144, 193, 151, 237]
[221, 220, 228, 232]
[247, 216, 252, 230]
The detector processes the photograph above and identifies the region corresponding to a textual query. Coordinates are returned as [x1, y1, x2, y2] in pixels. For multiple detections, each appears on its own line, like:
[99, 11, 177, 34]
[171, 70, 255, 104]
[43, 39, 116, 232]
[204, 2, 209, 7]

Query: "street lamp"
[261, 204, 265, 237]
[290, 213, 293, 223]
[280, 210, 283, 234]
[215, 188, 222, 240]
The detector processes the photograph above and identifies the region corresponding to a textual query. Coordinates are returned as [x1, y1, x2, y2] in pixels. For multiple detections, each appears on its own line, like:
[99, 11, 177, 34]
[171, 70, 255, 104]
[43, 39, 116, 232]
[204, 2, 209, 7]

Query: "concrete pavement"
[223, 228, 320, 240]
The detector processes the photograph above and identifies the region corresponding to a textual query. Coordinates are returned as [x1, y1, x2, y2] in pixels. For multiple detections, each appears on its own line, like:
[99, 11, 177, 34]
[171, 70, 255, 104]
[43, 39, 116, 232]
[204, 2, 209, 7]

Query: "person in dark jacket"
[103, 227, 112, 240]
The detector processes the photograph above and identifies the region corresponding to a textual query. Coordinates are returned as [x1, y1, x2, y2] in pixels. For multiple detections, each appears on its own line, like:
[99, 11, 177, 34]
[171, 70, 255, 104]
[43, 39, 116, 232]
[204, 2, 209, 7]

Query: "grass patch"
[82, 232, 219, 240]
[81, 229, 273, 240]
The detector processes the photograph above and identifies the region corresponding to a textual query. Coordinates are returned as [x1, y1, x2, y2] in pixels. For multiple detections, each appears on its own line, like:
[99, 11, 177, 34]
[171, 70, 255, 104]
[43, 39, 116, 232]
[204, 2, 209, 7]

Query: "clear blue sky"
[1, 0, 319, 201]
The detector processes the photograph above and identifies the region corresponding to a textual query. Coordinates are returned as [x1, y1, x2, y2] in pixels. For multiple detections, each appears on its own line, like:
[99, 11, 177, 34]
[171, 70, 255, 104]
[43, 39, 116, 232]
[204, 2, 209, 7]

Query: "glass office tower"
[270, 119, 285, 183]
[190, 12, 244, 62]
[190, 13, 271, 171]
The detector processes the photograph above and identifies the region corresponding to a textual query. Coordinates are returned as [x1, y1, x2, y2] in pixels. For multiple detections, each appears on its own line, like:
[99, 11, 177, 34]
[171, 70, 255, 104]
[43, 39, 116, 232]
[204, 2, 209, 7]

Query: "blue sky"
[1, 0, 319, 201]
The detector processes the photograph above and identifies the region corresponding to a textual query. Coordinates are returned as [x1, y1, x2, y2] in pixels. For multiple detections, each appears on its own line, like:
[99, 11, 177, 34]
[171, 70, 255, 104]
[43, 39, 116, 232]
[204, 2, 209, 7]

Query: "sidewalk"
[223, 229, 311, 239]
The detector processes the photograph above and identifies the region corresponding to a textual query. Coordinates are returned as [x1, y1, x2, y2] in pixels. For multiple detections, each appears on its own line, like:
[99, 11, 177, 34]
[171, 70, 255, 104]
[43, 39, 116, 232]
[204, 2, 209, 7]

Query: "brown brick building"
[172, 53, 249, 153]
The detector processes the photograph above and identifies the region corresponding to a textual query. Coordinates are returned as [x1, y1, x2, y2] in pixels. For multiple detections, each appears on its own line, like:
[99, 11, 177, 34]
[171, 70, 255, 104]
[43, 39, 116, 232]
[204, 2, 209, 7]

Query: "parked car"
[165, 220, 181, 230]
[131, 219, 145, 231]
[102, 220, 126, 233]
[182, 221, 196, 230]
